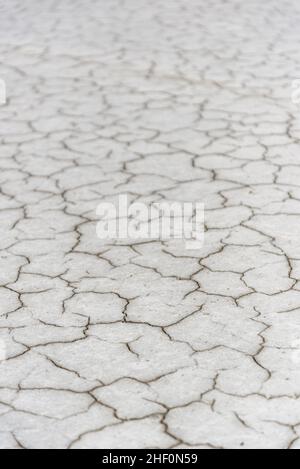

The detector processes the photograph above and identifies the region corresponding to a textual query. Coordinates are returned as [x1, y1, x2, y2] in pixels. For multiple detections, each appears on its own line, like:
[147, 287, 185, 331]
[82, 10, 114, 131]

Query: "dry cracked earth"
[1, 0, 300, 450]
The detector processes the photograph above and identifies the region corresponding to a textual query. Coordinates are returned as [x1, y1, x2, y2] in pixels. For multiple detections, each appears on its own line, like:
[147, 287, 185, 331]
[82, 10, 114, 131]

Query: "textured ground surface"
[1, 0, 300, 450]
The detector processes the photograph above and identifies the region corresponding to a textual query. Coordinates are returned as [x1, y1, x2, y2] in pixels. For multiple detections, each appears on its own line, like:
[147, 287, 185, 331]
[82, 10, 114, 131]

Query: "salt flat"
[0, 0, 300, 449]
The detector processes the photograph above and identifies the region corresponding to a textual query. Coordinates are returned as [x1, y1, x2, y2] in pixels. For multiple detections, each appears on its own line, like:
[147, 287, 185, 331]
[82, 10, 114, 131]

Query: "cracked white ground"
[1, 0, 300, 450]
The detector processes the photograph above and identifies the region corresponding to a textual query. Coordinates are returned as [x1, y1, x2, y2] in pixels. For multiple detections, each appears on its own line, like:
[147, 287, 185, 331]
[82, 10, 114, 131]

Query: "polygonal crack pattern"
[0, 0, 300, 449]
